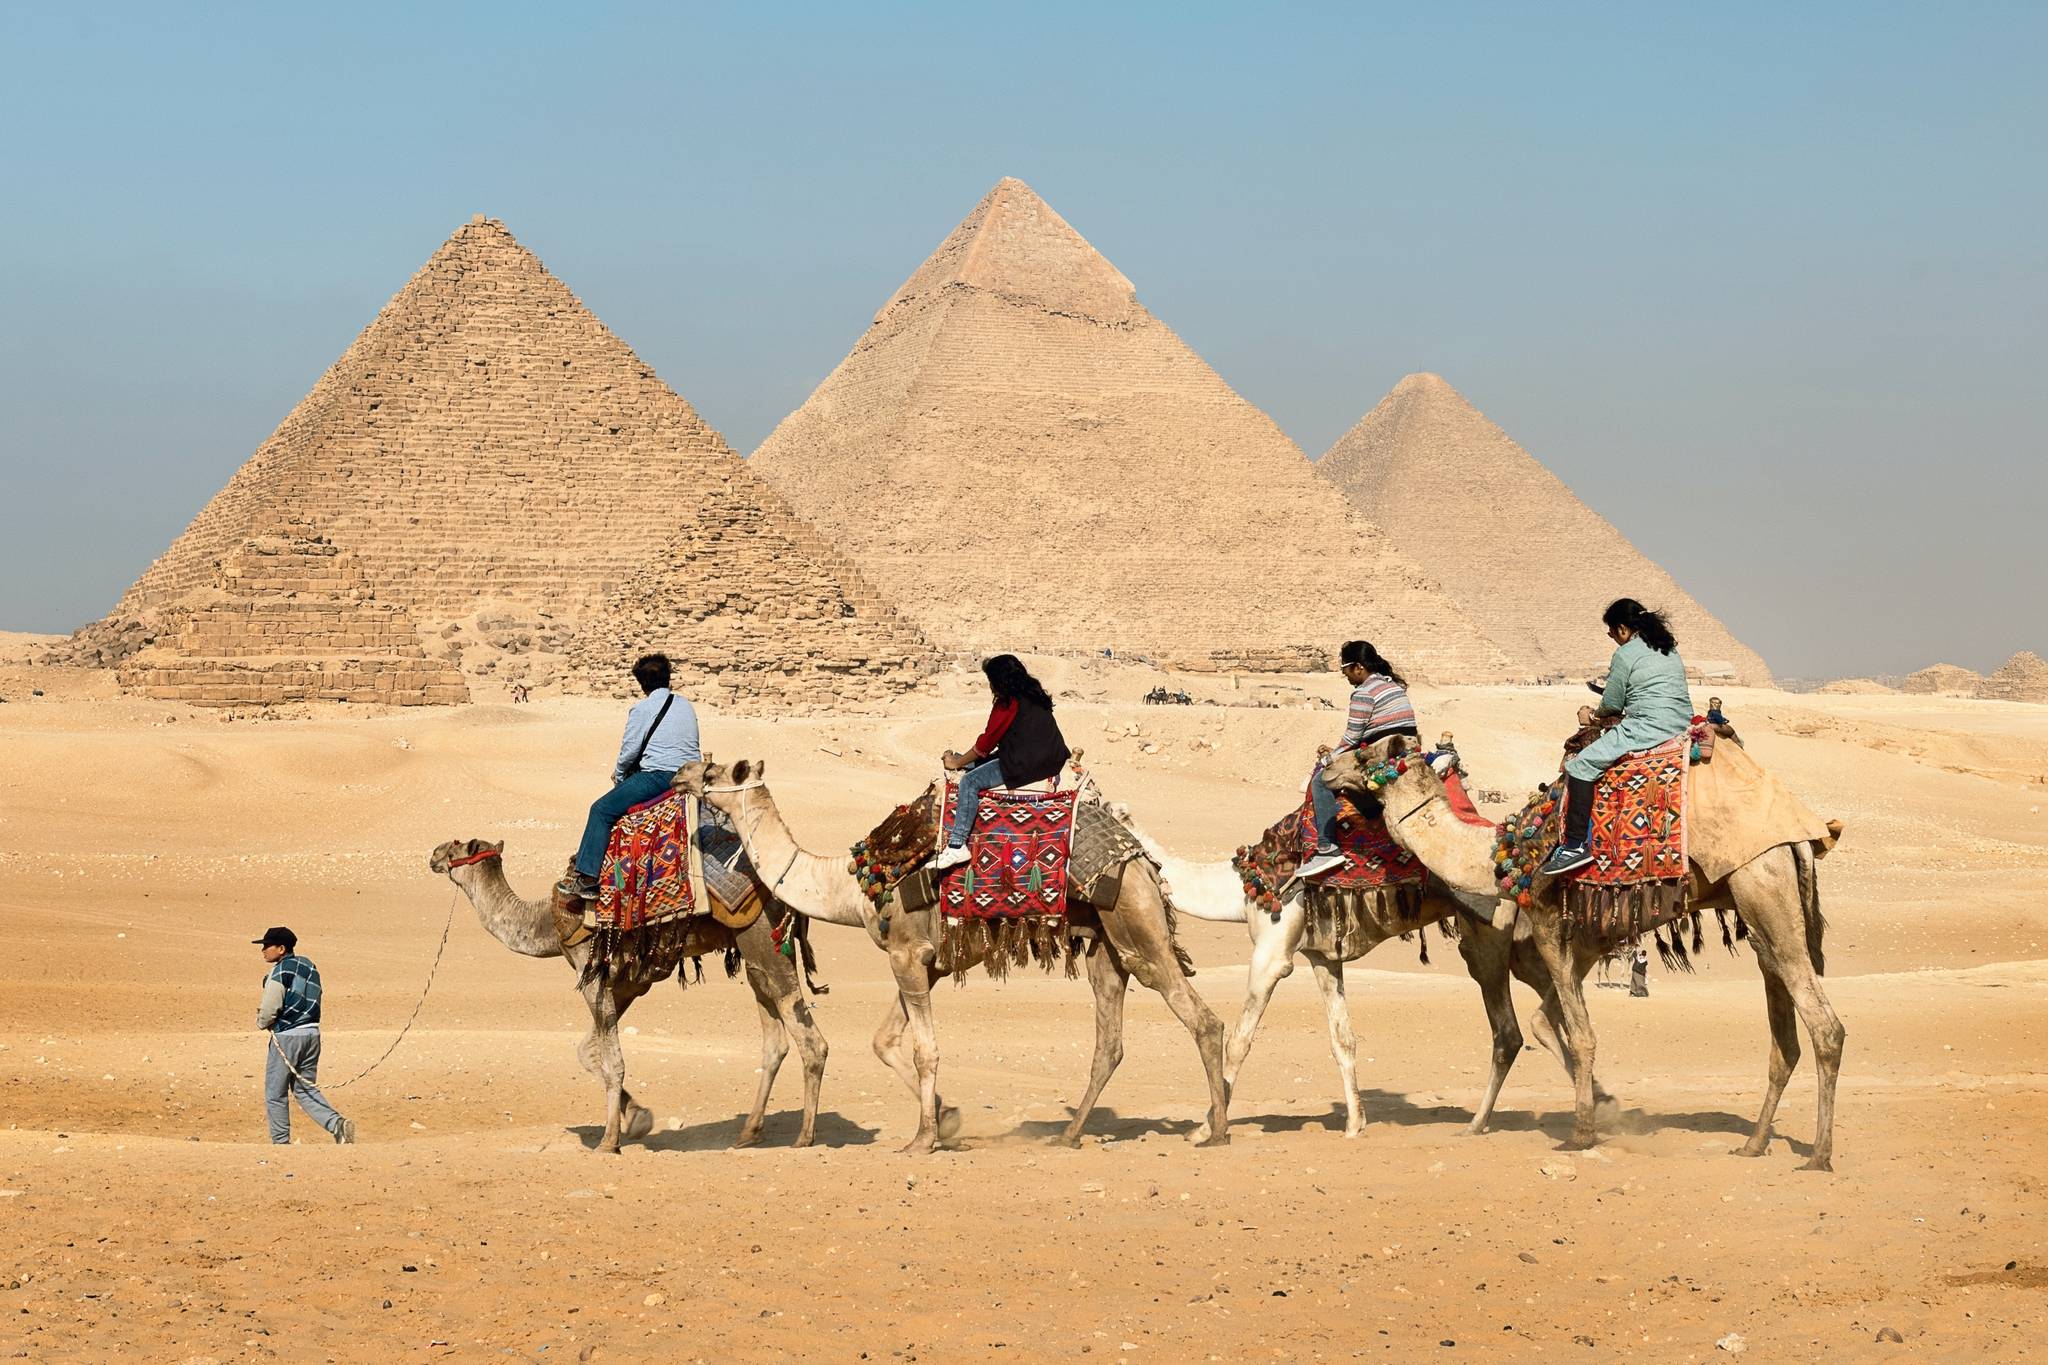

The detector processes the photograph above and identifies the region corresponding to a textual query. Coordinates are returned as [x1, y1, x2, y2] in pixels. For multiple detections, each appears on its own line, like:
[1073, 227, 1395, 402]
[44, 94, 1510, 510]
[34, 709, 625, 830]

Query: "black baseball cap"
[253, 926, 297, 950]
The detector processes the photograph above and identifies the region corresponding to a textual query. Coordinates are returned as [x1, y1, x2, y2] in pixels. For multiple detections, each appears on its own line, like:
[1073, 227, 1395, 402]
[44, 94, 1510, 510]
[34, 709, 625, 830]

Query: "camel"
[428, 837, 828, 1153]
[1322, 740, 1846, 1170]
[700, 759, 1232, 1153]
[1159, 849, 1603, 1140]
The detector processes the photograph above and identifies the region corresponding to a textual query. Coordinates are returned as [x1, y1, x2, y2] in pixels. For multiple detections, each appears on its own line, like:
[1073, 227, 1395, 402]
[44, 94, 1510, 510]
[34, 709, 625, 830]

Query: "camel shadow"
[569, 1110, 880, 1153]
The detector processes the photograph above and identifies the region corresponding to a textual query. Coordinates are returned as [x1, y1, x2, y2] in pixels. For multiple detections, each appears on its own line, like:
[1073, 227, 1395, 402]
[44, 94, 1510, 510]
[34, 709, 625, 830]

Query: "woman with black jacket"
[928, 655, 1071, 871]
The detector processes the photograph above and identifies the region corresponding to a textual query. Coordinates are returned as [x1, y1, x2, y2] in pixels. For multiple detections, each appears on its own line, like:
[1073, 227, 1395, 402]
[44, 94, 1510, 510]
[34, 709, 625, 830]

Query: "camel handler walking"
[560, 652, 701, 900]
[254, 926, 356, 1145]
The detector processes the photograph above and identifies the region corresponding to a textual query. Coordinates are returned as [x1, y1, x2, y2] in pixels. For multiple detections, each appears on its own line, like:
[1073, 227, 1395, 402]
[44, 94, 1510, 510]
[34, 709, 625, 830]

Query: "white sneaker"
[926, 845, 970, 872]
[1295, 850, 1347, 880]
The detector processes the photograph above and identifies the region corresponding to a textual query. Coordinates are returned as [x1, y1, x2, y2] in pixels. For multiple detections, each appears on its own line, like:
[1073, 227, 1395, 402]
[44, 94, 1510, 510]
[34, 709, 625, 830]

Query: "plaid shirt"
[261, 953, 323, 1032]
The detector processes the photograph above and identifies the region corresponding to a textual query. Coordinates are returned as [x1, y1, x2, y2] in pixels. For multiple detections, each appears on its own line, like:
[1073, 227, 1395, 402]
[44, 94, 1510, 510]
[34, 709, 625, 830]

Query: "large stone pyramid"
[1317, 374, 1772, 685]
[92, 216, 934, 702]
[747, 178, 1515, 681]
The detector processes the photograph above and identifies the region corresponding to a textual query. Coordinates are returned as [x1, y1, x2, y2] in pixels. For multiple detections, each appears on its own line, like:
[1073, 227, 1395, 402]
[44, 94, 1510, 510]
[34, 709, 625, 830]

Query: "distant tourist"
[1629, 946, 1650, 997]
[1543, 600, 1692, 876]
[560, 653, 699, 900]
[510, 683, 530, 704]
[1297, 641, 1420, 882]
[254, 926, 355, 1145]
[930, 655, 1070, 871]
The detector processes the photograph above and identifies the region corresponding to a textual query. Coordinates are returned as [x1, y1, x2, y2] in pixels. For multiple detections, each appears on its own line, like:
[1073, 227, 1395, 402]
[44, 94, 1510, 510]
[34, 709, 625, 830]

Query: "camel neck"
[1379, 778, 1501, 897]
[457, 862, 565, 958]
[724, 790, 871, 929]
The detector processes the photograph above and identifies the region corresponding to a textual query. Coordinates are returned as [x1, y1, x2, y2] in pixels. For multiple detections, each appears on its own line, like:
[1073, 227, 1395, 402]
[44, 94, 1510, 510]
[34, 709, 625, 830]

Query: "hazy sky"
[2, 2, 2040, 679]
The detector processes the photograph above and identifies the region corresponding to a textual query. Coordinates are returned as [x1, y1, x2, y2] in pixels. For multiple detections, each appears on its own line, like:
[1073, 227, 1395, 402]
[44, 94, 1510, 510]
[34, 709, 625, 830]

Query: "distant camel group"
[431, 736, 1845, 1170]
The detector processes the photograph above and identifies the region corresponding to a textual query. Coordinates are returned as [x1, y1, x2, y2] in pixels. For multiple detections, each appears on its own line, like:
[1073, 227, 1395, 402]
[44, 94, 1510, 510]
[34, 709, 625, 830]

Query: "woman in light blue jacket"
[1542, 598, 1694, 875]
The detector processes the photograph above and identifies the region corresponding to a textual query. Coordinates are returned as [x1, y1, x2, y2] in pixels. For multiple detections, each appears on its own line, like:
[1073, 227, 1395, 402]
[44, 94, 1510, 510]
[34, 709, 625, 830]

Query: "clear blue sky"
[2, 2, 2040, 679]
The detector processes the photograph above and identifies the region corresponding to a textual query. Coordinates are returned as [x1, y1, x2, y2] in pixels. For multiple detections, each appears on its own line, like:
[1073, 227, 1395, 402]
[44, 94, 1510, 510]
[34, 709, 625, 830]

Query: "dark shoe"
[556, 872, 600, 900]
[1539, 842, 1593, 876]
[334, 1117, 357, 1145]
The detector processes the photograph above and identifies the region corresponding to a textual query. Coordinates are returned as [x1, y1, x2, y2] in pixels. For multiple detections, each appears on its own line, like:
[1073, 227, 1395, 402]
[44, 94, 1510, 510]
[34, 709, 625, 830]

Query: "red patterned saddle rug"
[570, 790, 710, 982]
[1234, 773, 1428, 949]
[935, 781, 1078, 918]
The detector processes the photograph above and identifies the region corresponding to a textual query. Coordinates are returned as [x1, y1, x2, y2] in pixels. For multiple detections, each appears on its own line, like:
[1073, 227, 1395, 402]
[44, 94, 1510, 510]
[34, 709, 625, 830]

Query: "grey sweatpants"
[265, 1026, 344, 1143]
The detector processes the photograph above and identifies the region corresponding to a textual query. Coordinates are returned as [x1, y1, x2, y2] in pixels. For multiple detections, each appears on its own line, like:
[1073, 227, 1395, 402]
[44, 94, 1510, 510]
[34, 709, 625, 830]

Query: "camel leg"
[576, 976, 630, 1153]
[1099, 883, 1232, 1147]
[1224, 908, 1301, 1094]
[873, 968, 959, 1149]
[1529, 913, 1599, 1149]
[1736, 964, 1799, 1159]
[1305, 950, 1363, 1138]
[1059, 939, 1131, 1147]
[1514, 944, 1616, 1110]
[1456, 921, 1523, 1136]
[778, 990, 828, 1149]
[735, 965, 789, 1148]
[1730, 848, 1845, 1172]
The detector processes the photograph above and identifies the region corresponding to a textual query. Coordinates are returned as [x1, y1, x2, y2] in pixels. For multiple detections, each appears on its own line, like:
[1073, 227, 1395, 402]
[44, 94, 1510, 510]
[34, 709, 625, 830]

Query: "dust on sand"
[3, 647, 2045, 1361]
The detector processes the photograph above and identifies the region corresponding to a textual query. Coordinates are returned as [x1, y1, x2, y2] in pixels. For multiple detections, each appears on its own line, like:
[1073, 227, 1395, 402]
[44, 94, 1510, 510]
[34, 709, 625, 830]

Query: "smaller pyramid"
[1976, 651, 2048, 702]
[1317, 374, 1772, 685]
[116, 523, 468, 706]
[570, 491, 938, 707]
[1900, 662, 1983, 696]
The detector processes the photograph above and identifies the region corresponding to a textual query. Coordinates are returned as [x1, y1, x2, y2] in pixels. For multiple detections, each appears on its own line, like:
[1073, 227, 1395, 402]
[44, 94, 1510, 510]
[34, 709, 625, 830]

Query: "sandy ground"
[3, 639, 2045, 1362]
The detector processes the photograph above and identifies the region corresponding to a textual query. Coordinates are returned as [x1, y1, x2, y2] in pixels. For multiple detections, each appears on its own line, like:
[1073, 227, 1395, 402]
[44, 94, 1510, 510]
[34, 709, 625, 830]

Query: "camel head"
[428, 837, 505, 876]
[1319, 735, 1437, 804]
[701, 757, 770, 821]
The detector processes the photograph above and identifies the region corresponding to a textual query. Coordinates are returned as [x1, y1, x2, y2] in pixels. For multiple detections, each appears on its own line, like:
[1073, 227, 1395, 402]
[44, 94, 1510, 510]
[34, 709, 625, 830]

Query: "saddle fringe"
[935, 914, 1085, 983]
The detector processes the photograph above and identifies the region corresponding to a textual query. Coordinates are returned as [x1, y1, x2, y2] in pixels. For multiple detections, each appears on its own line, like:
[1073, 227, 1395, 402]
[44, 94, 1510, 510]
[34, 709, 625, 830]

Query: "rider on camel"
[1296, 640, 1419, 881]
[1541, 598, 1693, 876]
[560, 653, 701, 899]
[928, 655, 1071, 872]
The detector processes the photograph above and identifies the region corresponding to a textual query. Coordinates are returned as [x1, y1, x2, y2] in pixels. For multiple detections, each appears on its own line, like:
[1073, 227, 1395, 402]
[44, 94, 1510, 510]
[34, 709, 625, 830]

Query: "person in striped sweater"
[1296, 641, 1421, 881]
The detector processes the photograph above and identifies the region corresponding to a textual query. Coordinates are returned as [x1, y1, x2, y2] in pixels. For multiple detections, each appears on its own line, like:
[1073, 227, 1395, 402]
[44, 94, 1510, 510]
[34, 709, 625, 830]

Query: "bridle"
[445, 847, 501, 869]
[697, 777, 799, 897]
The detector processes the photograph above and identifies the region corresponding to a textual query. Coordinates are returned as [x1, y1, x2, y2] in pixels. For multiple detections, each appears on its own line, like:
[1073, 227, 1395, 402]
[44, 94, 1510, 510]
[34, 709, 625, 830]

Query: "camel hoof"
[1193, 1130, 1231, 1148]
[1463, 1120, 1491, 1137]
[792, 1131, 816, 1150]
[899, 1135, 937, 1156]
[733, 1128, 763, 1149]
[1057, 1133, 1084, 1150]
[937, 1106, 963, 1140]
[1734, 1139, 1769, 1158]
[1798, 1156, 1834, 1173]
[1558, 1133, 1598, 1152]
[623, 1107, 655, 1142]
[597, 1143, 621, 1155]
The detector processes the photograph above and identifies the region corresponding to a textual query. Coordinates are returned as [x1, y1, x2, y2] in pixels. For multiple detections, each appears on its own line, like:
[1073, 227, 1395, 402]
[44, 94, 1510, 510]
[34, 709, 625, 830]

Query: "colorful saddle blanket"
[596, 790, 698, 934]
[934, 781, 1078, 918]
[1494, 736, 1689, 923]
[1233, 777, 1425, 916]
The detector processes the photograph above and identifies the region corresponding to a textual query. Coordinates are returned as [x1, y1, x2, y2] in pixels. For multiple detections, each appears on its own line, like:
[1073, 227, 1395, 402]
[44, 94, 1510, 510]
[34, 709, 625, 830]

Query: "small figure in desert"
[929, 654, 1070, 872]
[561, 652, 699, 900]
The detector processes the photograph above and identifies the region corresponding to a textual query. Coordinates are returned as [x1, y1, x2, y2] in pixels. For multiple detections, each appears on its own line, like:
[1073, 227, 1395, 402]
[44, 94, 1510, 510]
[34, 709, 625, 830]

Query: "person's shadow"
[569, 1109, 879, 1153]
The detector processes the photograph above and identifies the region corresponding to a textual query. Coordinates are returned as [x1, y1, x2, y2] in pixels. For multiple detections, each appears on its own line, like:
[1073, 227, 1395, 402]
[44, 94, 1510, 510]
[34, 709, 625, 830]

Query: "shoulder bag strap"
[627, 693, 677, 776]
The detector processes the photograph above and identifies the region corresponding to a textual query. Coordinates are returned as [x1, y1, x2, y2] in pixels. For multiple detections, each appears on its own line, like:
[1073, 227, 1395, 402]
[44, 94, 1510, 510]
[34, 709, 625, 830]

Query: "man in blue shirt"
[254, 926, 355, 1144]
[561, 653, 702, 899]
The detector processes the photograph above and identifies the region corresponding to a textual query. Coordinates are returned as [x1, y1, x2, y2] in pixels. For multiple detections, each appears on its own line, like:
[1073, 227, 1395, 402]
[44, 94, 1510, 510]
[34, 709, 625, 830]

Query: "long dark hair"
[1339, 639, 1406, 686]
[982, 654, 1053, 711]
[1602, 598, 1677, 654]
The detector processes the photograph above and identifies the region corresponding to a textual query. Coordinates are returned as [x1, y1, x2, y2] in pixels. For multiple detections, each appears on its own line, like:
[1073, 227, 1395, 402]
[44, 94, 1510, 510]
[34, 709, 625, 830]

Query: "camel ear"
[464, 838, 484, 855]
[490, 840, 505, 855]
[753, 758, 767, 780]
[732, 759, 753, 783]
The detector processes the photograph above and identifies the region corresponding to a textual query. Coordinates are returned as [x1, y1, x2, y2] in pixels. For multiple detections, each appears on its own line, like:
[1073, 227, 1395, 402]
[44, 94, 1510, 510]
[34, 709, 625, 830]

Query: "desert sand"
[3, 637, 2046, 1362]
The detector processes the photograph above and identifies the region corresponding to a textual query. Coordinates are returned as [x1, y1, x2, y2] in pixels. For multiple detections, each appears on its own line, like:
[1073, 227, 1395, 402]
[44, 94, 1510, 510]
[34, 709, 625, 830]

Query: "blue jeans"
[575, 769, 677, 877]
[948, 758, 1006, 848]
[1309, 767, 1342, 852]
[265, 1027, 343, 1144]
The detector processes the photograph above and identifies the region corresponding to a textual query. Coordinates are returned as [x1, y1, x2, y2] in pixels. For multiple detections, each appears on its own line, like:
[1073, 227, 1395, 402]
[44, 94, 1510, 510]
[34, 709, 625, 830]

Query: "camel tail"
[1796, 841, 1826, 977]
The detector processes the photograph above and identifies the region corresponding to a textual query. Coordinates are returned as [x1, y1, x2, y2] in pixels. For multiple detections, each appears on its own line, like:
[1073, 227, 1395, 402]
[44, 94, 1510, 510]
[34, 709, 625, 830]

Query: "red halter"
[446, 847, 502, 868]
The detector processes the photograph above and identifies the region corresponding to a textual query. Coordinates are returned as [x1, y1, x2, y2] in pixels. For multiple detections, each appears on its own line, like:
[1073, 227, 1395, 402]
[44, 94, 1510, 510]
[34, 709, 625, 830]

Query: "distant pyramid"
[1317, 374, 1771, 685]
[1977, 651, 2048, 702]
[91, 216, 934, 702]
[747, 179, 1514, 680]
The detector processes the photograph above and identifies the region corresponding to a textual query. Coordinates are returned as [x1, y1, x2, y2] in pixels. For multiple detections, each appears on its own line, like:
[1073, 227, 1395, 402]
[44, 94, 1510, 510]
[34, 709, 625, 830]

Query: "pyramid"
[91, 216, 935, 701]
[747, 179, 1515, 681]
[1900, 663, 1983, 696]
[1977, 651, 2048, 703]
[1316, 374, 1772, 685]
[116, 522, 468, 706]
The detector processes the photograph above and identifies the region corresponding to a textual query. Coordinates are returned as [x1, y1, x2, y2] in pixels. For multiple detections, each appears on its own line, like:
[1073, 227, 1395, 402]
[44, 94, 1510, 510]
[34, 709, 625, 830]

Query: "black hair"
[982, 654, 1053, 711]
[1602, 598, 1677, 654]
[632, 653, 672, 694]
[1338, 640, 1406, 686]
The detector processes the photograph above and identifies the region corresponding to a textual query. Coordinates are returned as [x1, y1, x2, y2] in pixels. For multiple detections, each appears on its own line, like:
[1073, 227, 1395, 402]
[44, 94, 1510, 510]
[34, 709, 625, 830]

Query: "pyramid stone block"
[1317, 374, 1771, 686]
[747, 178, 1515, 682]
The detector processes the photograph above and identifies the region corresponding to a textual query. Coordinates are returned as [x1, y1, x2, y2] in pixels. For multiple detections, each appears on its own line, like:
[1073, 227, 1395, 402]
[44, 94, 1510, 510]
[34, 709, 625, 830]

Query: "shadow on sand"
[569, 1109, 880, 1153]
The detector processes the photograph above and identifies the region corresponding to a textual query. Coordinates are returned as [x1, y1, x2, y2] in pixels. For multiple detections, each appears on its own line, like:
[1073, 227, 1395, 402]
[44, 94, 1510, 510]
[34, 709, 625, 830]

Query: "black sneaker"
[1539, 842, 1594, 876]
[556, 872, 600, 900]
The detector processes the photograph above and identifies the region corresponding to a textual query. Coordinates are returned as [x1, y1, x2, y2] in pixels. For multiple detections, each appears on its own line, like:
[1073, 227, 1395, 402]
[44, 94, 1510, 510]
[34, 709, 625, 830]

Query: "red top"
[971, 698, 1019, 758]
